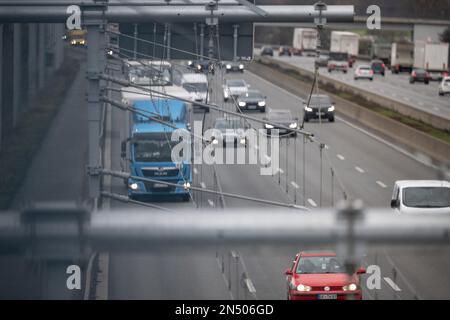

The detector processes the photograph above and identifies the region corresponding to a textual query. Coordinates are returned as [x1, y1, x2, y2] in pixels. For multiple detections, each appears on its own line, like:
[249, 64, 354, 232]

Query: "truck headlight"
[258, 101, 266, 107]
[239, 64, 244, 69]
[265, 124, 274, 129]
[289, 123, 298, 129]
[183, 182, 191, 190]
[197, 64, 202, 70]
[239, 138, 246, 145]
[343, 283, 358, 291]
[130, 183, 139, 190]
[304, 106, 313, 112]
[297, 284, 312, 292]
[238, 101, 246, 107]
[188, 60, 193, 66]
[226, 64, 231, 69]
[328, 105, 335, 112]
[224, 91, 229, 98]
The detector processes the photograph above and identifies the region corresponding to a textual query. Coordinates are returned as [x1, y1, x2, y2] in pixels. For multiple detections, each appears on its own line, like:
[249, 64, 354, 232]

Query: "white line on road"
[376, 181, 387, 188]
[278, 168, 284, 174]
[193, 168, 198, 174]
[307, 198, 318, 207]
[337, 154, 345, 161]
[201, 182, 206, 189]
[208, 199, 215, 207]
[291, 181, 300, 189]
[355, 166, 365, 173]
[384, 277, 402, 292]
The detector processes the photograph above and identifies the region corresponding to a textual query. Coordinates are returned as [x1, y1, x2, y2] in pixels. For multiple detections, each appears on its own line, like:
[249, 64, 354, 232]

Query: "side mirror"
[356, 267, 366, 275]
[390, 199, 400, 209]
[285, 268, 293, 276]
[121, 141, 127, 159]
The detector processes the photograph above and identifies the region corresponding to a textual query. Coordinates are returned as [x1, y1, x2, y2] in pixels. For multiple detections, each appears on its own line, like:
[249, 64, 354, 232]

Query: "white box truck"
[292, 28, 318, 56]
[330, 31, 360, 67]
[391, 41, 414, 74]
[414, 41, 449, 81]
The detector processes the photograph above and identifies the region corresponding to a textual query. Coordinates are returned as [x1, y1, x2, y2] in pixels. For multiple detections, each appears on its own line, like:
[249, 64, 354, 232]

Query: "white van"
[180, 73, 209, 112]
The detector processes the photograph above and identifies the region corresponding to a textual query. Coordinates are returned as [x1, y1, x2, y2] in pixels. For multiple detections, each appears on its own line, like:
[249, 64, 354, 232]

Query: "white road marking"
[324, 144, 330, 150]
[193, 168, 198, 174]
[376, 181, 387, 188]
[201, 182, 206, 189]
[355, 166, 365, 173]
[384, 277, 402, 292]
[208, 199, 215, 207]
[278, 168, 284, 174]
[307, 198, 318, 207]
[291, 181, 300, 189]
[337, 154, 345, 161]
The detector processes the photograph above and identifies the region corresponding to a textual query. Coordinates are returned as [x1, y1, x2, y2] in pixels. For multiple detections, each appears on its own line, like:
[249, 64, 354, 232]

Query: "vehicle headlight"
[183, 182, 191, 190]
[239, 64, 244, 69]
[304, 106, 313, 112]
[239, 138, 246, 145]
[328, 105, 335, 112]
[81, 40, 85, 45]
[212, 139, 219, 145]
[265, 124, 274, 129]
[188, 60, 193, 66]
[238, 101, 246, 107]
[343, 283, 358, 291]
[289, 123, 298, 129]
[224, 91, 229, 98]
[71, 40, 76, 45]
[226, 64, 231, 69]
[130, 183, 139, 190]
[258, 101, 266, 107]
[297, 284, 312, 292]
[107, 50, 113, 55]
[197, 64, 202, 70]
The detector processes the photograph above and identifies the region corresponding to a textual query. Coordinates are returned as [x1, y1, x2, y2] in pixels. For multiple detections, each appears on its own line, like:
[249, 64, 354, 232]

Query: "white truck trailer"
[292, 28, 318, 56]
[330, 31, 359, 67]
[414, 41, 449, 81]
[391, 41, 414, 74]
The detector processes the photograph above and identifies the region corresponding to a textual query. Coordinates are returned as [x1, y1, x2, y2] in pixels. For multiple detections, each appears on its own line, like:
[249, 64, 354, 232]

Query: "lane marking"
[193, 168, 198, 174]
[376, 181, 387, 188]
[278, 168, 284, 174]
[355, 166, 365, 173]
[201, 182, 206, 189]
[337, 154, 345, 161]
[208, 199, 215, 207]
[291, 181, 300, 189]
[307, 198, 318, 207]
[384, 277, 402, 292]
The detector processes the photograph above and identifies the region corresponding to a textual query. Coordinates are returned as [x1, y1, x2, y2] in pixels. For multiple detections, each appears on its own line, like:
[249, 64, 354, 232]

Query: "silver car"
[223, 79, 249, 102]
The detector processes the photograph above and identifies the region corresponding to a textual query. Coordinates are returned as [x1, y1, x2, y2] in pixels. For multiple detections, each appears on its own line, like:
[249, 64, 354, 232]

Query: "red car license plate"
[318, 294, 337, 300]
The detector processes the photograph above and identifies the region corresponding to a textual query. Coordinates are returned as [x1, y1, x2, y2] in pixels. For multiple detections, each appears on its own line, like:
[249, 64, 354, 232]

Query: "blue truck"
[121, 98, 192, 201]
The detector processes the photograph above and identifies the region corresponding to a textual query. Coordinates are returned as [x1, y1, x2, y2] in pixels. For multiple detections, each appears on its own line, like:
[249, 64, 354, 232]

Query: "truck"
[122, 99, 192, 201]
[67, 29, 87, 46]
[414, 41, 449, 81]
[292, 28, 318, 56]
[391, 41, 414, 74]
[373, 43, 392, 67]
[330, 31, 360, 67]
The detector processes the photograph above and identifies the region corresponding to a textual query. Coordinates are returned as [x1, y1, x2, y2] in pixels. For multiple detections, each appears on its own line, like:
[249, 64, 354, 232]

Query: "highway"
[270, 54, 450, 121]
[106, 65, 450, 300]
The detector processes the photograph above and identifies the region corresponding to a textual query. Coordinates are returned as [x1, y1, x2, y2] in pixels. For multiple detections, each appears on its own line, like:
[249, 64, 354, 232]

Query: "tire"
[343, 70, 348, 74]
[425, 81, 429, 85]
[329, 116, 335, 122]
[354, 77, 357, 81]
[260, 108, 266, 113]
[439, 92, 444, 96]
[224, 98, 228, 102]
[304, 116, 309, 123]
[182, 195, 190, 202]
[410, 80, 414, 84]
[370, 78, 373, 81]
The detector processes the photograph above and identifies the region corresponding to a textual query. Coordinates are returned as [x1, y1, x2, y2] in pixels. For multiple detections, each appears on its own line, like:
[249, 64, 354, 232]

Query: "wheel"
[410, 80, 414, 84]
[343, 70, 348, 74]
[329, 116, 335, 122]
[260, 108, 266, 113]
[224, 98, 228, 102]
[439, 91, 444, 96]
[382, 73, 385, 77]
[425, 81, 429, 85]
[370, 78, 373, 81]
[328, 69, 331, 73]
[354, 77, 357, 81]
[304, 116, 309, 123]
[182, 195, 190, 202]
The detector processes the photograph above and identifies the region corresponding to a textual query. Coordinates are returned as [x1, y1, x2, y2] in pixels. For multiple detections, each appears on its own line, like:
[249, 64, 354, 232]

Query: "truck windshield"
[129, 65, 172, 86]
[403, 187, 450, 208]
[133, 134, 177, 163]
[183, 83, 208, 93]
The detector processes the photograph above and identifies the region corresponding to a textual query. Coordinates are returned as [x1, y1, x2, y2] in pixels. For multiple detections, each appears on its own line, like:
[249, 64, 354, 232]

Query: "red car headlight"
[297, 284, 312, 292]
[343, 283, 358, 291]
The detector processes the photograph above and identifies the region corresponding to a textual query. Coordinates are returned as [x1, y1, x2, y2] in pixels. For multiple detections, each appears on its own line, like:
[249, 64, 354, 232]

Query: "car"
[327, 52, 349, 73]
[180, 73, 210, 112]
[260, 46, 274, 57]
[391, 180, 450, 214]
[303, 94, 335, 122]
[224, 61, 244, 73]
[370, 60, 385, 76]
[236, 90, 267, 112]
[354, 65, 374, 81]
[223, 79, 249, 102]
[189, 59, 214, 74]
[315, 53, 330, 68]
[285, 251, 366, 300]
[212, 117, 248, 148]
[428, 71, 448, 82]
[264, 108, 298, 137]
[278, 46, 292, 57]
[439, 76, 450, 96]
[409, 68, 430, 84]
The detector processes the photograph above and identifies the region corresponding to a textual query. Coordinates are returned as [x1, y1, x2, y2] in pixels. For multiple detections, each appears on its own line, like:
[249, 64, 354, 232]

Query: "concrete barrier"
[247, 59, 450, 167]
[255, 55, 450, 132]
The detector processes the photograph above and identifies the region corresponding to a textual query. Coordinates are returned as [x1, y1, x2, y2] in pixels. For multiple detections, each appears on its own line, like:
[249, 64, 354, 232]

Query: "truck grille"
[141, 168, 179, 178]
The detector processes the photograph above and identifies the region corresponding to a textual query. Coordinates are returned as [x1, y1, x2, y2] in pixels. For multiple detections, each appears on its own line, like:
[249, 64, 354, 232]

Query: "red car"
[284, 251, 366, 300]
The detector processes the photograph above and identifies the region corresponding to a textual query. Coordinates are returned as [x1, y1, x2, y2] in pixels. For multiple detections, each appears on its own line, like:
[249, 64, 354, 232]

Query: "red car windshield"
[296, 256, 345, 274]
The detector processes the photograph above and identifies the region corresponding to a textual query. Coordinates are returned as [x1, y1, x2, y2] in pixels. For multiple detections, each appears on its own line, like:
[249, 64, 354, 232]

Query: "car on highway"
[224, 61, 245, 73]
[285, 251, 365, 300]
[236, 90, 266, 112]
[303, 94, 335, 122]
[409, 68, 430, 85]
[327, 52, 349, 73]
[264, 108, 298, 137]
[315, 53, 330, 68]
[278, 46, 292, 57]
[354, 65, 374, 81]
[370, 60, 386, 76]
[260, 46, 274, 57]
[391, 180, 450, 214]
[223, 79, 249, 102]
[180, 73, 210, 112]
[189, 59, 214, 74]
[439, 76, 450, 96]
[212, 117, 248, 147]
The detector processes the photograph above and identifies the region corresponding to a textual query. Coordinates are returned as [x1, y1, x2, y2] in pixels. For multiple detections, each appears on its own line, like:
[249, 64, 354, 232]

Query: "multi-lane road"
[271, 54, 450, 121]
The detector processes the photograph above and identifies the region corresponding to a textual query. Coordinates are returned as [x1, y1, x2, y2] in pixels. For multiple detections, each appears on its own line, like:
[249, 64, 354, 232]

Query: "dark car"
[261, 46, 274, 57]
[303, 94, 335, 122]
[236, 90, 267, 112]
[224, 61, 244, 73]
[264, 108, 298, 137]
[278, 46, 292, 57]
[410, 68, 430, 84]
[212, 117, 248, 147]
[189, 59, 214, 74]
[370, 60, 385, 76]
